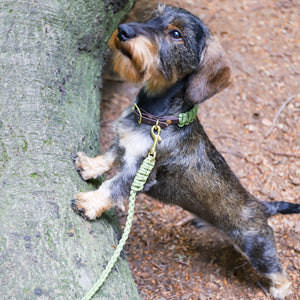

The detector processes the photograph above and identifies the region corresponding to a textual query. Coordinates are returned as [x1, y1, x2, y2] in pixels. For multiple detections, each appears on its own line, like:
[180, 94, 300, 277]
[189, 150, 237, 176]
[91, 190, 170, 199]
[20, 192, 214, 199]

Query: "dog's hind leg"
[235, 226, 291, 299]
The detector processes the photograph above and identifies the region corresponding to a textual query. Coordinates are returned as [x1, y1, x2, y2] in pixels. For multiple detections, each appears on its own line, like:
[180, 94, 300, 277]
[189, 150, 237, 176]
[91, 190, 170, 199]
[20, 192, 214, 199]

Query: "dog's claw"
[71, 199, 87, 220]
[71, 198, 76, 208]
[72, 154, 83, 172]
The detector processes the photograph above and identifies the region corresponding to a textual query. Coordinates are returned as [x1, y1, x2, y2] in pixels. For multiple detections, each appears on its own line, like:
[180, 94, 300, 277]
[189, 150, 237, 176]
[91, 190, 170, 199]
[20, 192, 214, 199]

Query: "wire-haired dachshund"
[73, 5, 300, 299]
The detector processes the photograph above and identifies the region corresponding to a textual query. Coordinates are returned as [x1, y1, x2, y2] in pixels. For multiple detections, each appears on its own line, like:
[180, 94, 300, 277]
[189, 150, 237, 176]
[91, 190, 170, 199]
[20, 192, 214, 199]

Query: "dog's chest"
[118, 125, 153, 165]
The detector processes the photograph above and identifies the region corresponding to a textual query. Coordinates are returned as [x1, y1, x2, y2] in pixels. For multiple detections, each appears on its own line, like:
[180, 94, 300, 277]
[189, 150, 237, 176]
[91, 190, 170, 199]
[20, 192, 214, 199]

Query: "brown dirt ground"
[101, 0, 300, 299]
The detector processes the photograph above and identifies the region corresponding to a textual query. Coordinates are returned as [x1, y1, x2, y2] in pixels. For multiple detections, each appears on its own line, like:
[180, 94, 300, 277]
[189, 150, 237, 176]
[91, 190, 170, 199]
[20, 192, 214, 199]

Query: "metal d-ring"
[132, 103, 142, 124]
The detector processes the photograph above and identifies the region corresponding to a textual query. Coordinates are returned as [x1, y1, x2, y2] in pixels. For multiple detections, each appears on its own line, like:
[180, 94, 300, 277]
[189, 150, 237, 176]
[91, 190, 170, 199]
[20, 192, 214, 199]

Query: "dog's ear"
[185, 35, 233, 104]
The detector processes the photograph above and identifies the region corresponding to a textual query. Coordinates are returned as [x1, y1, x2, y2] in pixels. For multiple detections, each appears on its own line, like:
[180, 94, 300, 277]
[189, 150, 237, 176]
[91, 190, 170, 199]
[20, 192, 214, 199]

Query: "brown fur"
[109, 30, 169, 91]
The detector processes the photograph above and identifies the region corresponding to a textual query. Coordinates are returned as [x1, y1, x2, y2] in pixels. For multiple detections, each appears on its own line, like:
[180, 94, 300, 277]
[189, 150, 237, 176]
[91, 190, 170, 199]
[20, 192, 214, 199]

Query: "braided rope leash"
[82, 125, 160, 300]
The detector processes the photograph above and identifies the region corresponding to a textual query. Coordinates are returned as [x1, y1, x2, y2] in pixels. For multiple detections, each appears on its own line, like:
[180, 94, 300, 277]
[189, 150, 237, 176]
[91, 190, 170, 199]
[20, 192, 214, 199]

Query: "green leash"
[82, 125, 160, 300]
[82, 106, 198, 300]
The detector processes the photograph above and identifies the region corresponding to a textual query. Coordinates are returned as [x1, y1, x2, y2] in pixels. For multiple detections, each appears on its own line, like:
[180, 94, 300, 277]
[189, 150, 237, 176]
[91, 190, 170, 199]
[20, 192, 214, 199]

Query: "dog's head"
[109, 5, 232, 103]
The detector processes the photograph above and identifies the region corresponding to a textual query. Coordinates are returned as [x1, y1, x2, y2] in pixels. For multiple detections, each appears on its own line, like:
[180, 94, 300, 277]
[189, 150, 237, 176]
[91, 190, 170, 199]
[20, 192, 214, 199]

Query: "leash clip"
[148, 122, 161, 161]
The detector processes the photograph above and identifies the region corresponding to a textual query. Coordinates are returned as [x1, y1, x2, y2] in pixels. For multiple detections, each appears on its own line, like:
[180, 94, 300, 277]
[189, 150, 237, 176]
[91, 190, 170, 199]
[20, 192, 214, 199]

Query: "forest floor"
[101, 0, 300, 299]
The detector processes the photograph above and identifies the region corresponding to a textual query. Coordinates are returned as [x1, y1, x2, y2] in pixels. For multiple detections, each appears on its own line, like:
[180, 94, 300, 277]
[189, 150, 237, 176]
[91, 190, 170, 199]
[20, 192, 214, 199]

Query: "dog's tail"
[263, 201, 300, 216]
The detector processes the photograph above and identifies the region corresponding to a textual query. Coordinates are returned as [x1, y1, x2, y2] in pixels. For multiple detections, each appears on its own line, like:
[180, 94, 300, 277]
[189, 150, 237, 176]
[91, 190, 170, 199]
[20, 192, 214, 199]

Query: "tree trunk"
[0, 1, 140, 299]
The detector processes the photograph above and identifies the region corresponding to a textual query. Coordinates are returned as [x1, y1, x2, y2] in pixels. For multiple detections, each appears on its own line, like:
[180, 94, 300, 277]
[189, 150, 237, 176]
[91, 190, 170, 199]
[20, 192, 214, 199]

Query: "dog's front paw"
[72, 186, 113, 220]
[74, 152, 109, 180]
[72, 192, 100, 220]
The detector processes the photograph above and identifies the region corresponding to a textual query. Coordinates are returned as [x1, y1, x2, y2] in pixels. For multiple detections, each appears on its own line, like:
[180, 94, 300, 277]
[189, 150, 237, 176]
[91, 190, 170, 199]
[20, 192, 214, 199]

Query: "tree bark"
[0, 1, 140, 299]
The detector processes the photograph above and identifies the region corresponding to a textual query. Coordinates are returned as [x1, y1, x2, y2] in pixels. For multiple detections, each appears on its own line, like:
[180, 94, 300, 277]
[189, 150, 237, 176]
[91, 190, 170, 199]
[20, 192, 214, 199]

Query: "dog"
[72, 5, 300, 299]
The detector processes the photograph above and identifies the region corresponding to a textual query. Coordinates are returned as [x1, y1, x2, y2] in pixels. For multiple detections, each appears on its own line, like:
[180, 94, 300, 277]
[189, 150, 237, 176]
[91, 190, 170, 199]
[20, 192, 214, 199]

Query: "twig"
[134, 210, 153, 215]
[265, 95, 295, 138]
[263, 147, 300, 159]
[220, 150, 244, 158]
[175, 259, 189, 266]
[288, 258, 299, 270]
[215, 135, 254, 144]
[174, 215, 194, 226]
[256, 281, 270, 297]
[151, 262, 164, 271]
[119, 210, 152, 218]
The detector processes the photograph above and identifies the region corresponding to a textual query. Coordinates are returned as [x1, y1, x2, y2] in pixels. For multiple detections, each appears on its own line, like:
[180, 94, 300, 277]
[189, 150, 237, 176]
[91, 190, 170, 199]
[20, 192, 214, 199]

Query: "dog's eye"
[168, 30, 182, 40]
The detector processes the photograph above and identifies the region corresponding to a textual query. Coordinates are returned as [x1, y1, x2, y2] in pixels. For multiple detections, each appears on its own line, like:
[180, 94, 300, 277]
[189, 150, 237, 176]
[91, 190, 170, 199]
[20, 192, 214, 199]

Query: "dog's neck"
[137, 78, 192, 116]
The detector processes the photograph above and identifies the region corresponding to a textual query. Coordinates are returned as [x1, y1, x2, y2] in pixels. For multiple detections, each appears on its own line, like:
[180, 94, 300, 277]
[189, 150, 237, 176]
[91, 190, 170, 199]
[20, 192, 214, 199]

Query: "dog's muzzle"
[117, 24, 137, 41]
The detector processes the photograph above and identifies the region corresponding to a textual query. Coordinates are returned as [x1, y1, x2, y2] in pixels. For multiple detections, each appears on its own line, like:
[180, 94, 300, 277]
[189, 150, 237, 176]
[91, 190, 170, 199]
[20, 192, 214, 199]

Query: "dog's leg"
[236, 226, 291, 299]
[72, 158, 140, 220]
[75, 150, 116, 180]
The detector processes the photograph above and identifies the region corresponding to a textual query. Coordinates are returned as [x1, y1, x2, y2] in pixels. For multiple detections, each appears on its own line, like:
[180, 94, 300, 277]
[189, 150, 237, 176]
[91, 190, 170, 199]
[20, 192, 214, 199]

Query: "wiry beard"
[108, 31, 172, 94]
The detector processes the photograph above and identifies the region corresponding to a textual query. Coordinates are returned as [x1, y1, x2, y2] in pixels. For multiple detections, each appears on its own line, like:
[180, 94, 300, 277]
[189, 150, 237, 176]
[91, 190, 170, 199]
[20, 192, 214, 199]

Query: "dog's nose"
[117, 24, 136, 41]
